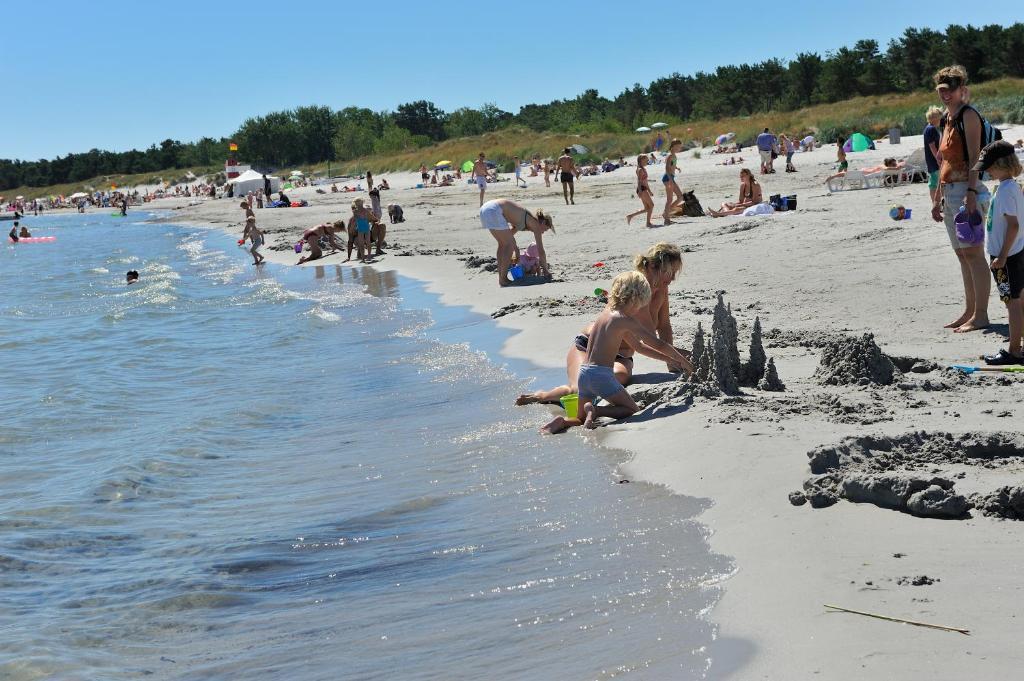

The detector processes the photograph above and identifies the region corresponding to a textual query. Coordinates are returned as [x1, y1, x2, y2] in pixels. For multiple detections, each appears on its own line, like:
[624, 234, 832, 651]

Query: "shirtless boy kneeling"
[542, 271, 693, 434]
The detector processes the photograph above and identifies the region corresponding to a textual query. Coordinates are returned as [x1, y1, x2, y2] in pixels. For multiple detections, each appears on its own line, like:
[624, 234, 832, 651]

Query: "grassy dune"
[336, 78, 1024, 174]
[9, 79, 1024, 199]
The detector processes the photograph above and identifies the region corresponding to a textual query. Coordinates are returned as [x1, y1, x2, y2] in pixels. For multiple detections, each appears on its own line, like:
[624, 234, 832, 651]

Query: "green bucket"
[559, 393, 579, 419]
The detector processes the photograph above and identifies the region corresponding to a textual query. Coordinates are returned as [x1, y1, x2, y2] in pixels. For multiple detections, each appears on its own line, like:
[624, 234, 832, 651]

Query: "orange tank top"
[939, 112, 970, 184]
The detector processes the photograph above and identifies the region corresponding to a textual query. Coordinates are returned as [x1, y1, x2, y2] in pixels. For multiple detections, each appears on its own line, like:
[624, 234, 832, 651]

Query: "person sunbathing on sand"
[540, 271, 692, 434]
[708, 168, 762, 217]
[824, 157, 901, 184]
[297, 221, 344, 264]
[518, 243, 690, 406]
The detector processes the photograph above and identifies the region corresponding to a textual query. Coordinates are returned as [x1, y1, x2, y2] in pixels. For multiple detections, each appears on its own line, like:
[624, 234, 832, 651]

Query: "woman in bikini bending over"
[625, 154, 656, 227]
[516, 242, 690, 405]
[479, 199, 554, 287]
[662, 139, 685, 224]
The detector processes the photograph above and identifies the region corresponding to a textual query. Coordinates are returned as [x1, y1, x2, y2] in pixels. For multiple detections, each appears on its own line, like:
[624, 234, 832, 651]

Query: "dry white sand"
[160, 129, 1024, 678]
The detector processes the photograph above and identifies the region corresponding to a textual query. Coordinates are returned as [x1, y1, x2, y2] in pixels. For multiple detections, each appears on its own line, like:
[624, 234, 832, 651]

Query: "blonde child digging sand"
[541, 271, 693, 434]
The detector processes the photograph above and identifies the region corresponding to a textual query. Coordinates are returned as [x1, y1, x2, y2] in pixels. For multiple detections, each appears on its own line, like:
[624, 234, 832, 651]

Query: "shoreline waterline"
[1, 212, 742, 679]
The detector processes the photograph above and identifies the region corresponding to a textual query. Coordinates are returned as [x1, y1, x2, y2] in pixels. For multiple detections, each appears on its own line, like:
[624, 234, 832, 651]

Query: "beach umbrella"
[69, 192, 88, 199]
[570, 144, 589, 154]
[289, 170, 304, 176]
[843, 133, 872, 153]
[461, 160, 473, 173]
[636, 126, 652, 133]
[15, 195, 24, 200]
[435, 160, 451, 169]
[651, 122, 669, 129]
[715, 132, 736, 146]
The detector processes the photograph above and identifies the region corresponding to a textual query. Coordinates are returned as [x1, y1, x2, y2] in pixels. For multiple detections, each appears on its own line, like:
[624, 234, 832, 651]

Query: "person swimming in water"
[126, 270, 140, 285]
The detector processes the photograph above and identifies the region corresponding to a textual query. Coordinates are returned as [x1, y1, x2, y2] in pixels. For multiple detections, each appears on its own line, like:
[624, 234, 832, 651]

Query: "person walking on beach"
[543, 159, 552, 188]
[836, 137, 848, 173]
[932, 65, 992, 333]
[243, 216, 266, 266]
[557, 148, 577, 205]
[756, 128, 777, 174]
[478, 198, 554, 287]
[923, 106, 943, 204]
[262, 174, 271, 199]
[780, 134, 797, 173]
[661, 139, 685, 223]
[625, 154, 655, 227]
[472, 153, 489, 207]
[513, 156, 526, 188]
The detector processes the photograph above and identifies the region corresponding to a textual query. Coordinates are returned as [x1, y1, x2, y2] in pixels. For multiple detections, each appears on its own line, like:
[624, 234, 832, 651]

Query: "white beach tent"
[228, 169, 280, 196]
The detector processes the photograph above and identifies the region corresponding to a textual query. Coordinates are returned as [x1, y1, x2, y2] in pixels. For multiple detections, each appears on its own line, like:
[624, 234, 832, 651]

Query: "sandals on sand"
[984, 349, 1024, 365]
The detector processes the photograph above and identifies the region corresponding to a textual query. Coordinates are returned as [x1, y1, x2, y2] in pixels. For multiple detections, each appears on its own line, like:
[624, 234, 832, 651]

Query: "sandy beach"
[160, 130, 1024, 678]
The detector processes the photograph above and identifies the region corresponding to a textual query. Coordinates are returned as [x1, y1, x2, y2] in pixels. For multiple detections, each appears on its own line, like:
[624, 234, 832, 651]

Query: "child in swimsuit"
[541, 271, 693, 434]
[243, 216, 265, 266]
[626, 154, 655, 227]
[349, 198, 379, 263]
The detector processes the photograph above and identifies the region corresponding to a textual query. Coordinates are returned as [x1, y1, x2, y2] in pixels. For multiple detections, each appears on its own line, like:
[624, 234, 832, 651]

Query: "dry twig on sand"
[824, 604, 970, 635]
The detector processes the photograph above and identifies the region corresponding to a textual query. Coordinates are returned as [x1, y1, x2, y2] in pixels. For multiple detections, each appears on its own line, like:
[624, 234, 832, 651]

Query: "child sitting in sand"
[517, 243, 541, 276]
[542, 271, 693, 434]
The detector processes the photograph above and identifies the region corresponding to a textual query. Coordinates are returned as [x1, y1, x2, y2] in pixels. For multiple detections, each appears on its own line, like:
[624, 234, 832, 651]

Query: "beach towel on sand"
[742, 203, 775, 217]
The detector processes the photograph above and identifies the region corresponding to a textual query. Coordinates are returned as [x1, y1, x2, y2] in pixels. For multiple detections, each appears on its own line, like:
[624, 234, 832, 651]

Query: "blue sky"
[6, 1, 1020, 160]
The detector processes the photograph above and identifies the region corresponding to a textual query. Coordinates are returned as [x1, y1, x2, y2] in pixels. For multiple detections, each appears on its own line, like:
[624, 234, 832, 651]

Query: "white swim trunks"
[475, 176, 487, 189]
[479, 200, 508, 230]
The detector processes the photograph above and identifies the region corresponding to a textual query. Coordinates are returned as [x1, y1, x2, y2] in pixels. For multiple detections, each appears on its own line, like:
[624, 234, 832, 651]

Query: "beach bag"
[941, 105, 1003, 179]
[784, 195, 797, 210]
[769, 194, 784, 210]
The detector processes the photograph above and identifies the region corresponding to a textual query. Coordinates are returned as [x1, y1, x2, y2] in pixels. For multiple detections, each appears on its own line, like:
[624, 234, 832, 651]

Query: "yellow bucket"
[559, 393, 579, 419]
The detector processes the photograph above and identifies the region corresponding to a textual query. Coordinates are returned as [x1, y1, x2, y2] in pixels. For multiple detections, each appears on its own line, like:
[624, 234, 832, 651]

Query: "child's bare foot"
[541, 416, 571, 434]
[626, 214, 633, 225]
[515, 393, 540, 406]
[944, 313, 971, 328]
[645, 222, 656, 228]
[582, 403, 597, 429]
[955, 317, 990, 333]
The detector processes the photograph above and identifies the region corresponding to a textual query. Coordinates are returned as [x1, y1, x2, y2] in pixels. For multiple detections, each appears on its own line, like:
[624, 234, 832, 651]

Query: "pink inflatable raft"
[9, 236, 56, 243]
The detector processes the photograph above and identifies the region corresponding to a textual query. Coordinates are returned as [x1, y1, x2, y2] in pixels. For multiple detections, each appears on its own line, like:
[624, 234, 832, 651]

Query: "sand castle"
[689, 294, 783, 395]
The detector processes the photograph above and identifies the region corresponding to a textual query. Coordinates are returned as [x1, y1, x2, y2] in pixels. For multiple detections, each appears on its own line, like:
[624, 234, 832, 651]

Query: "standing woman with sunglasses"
[931, 65, 992, 333]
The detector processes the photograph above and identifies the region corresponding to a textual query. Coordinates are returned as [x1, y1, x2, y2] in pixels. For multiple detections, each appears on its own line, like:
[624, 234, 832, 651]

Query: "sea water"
[0, 213, 734, 680]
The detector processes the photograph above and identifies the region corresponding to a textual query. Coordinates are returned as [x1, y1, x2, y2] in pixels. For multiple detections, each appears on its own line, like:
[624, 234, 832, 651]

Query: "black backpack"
[940, 105, 1003, 178]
